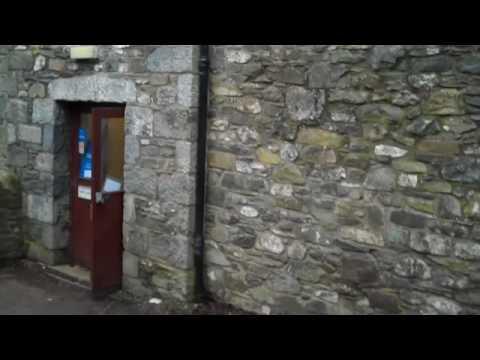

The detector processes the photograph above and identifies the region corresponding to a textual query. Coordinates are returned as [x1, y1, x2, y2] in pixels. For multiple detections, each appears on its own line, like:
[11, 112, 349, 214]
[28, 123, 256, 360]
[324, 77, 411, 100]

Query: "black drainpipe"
[193, 44, 211, 303]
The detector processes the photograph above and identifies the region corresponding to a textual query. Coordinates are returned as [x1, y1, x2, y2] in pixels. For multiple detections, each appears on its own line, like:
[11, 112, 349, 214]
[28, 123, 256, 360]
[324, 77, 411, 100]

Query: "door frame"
[67, 102, 126, 296]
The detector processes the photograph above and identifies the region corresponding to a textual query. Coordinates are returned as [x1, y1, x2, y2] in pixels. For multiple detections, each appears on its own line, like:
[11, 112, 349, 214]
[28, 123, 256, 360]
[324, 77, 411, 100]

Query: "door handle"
[95, 192, 111, 204]
[95, 192, 104, 204]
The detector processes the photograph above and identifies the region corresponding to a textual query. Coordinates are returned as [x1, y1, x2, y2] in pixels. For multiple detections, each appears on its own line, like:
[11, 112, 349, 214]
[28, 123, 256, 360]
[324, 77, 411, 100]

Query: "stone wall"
[0, 45, 199, 301]
[205, 45, 480, 315]
[0, 96, 6, 169]
[0, 49, 22, 262]
[0, 170, 23, 262]
[4, 44, 480, 314]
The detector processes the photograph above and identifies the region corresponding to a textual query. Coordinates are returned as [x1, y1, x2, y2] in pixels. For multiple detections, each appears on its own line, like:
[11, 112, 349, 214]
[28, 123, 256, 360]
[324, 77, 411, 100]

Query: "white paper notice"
[103, 177, 122, 193]
[78, 185, 92, 200]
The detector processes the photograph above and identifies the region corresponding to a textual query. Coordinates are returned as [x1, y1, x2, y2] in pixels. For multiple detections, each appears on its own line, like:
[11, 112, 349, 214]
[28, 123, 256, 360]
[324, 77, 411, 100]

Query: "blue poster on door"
[79, 128, 92, 180]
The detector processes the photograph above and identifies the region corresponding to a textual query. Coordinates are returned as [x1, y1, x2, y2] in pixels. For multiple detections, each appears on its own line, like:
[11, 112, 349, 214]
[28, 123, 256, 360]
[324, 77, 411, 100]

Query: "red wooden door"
[91, 107, 125, 297]
[70, 106, 95, 270]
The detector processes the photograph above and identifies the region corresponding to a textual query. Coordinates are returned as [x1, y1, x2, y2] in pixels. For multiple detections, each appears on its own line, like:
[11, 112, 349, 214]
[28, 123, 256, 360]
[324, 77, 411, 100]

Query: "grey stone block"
[32, 99, 59, 125]
[368, 45, 405, 69]
[286, 86, 319, 122]
[8, 145, 27, 167]
[175, 141, 196, 174]
[177, 74, 198, 108]
[409, 232, 452, 256]
[437, 195, 462, 219]
[0, 75, 17, 96]
[151, 268, 195, 301]
[38, 223, 68, 250]
[342, 253, 379, 285]
[155, 85, 177, 107]
[5, 99, 28, 123]
[365, 167, 396, 192]
[123, 224, 149, 258]
[391, 211, 428, 229]
[123, 194, 136, 224]
[26, 193, 55, 224]
[124, 168, 157, 197]
[6, 124, 15, 144]
[18, 124, 42, 144]
[153, 110, 196, 141]
[28, 83, 46, 98]
[0, 94, 7, 117]
[42, 125, 55, 152]
[124, 135, 140, 164]
[0, 126, 6, 156]
[123, 251, 139, 278]
[125, 106, 153, 137]
[122, 276, 153, 299]
[49, 74, 136, 103]
[33, 55, 46, 72]
[146, 46, 194, 73]
[26, 241, 67, 266]
[458, 55, 480, 74]
[148, 234, 194, 271]
[42, 124, 66, 153]
[35, 152, 54, 172]
[8, 51, 34, 70]
[0, 56, 7, 73]
[158, 173, 196, 206]
[206, 246, 230, 266]
[96, 75, 136, 103]
[308, 62, 347, 88]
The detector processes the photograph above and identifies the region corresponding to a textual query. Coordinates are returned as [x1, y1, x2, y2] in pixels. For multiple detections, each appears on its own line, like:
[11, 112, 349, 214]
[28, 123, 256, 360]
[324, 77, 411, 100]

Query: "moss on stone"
[406, 197, 436, 215]
[298, 146, 337, 165]
[296, 128, 347, 149]
[416, 140, 460, 158]
[26, 240, 57, 265]
[275, 197, 303, 211]
[363, 123, 389, 141]
[423, 89, 465, 115]
[335, 200, 360, 218]
[223, 271, 250, 293]
[272, 164, 305, 185]
[256, 147, 281, 165]
[343, 153, 371, 170]
[392, 160, 428, 174]
[420, 181, 452, 194]
[31, 47, 40, 56]
[249, 286, 276, 305]
[211, 79, 242, 97]
[391, 131, 416, 147]
[208, 151, 236, 171]
[464, 193, 480, 220]
[427, 256, 473, 274]
[356, 103, 406, 125]
[0, 170, 21, 193]
[151, 264, 195, 301]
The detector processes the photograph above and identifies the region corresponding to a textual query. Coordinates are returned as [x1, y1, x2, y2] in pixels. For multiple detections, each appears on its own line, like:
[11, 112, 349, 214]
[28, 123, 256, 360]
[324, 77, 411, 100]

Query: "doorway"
[68, 103, 125, 297]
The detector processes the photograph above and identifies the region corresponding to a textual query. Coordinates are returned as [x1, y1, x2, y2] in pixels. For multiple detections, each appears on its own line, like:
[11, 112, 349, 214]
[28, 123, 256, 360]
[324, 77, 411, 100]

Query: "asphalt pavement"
[0, 261, 248, 315]
[0, 262, 154, 315]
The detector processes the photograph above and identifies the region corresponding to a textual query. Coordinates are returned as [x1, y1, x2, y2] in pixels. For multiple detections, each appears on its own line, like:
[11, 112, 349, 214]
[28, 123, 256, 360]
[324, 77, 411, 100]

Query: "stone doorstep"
[44, 264, 91, 290]
[18, 260, 136, 305]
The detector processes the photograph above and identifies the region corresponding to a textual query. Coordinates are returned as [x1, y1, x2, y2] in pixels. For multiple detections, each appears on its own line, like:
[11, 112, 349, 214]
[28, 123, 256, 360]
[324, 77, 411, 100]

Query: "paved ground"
[0, 261, 248, 315]
[0, 262, 148, 315]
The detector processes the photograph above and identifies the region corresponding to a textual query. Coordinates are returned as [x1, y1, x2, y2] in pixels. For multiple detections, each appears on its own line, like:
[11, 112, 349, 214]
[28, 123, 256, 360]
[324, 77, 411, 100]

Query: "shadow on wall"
[0, 169, 24, 263]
